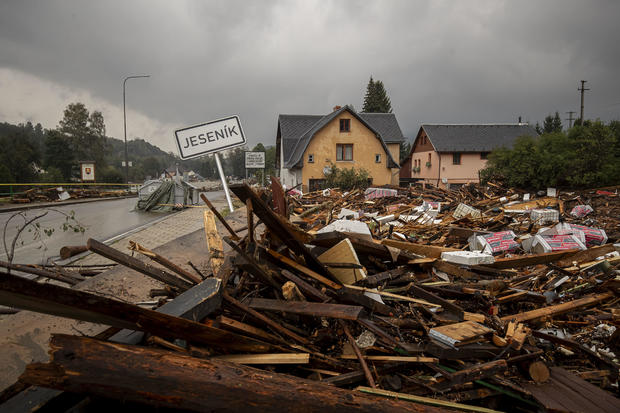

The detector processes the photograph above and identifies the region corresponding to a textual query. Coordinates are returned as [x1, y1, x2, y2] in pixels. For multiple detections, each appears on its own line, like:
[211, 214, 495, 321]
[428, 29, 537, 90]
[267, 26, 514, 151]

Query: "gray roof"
[422, 124, 539, 152]
[279, 106, 402, 169]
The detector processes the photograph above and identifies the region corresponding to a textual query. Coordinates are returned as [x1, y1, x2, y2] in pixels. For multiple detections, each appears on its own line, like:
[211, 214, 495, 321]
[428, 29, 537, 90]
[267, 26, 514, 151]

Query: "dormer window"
[339, 119, 350, 132]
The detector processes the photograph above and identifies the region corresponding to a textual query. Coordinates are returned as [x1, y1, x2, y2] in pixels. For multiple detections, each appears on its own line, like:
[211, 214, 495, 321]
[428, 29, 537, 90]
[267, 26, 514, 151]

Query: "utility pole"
[578, 80, 589, 123]
[566, 111, 576, 128]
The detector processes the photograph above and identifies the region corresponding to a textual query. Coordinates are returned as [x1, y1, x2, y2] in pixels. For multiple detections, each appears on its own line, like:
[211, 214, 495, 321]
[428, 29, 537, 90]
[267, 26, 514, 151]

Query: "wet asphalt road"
[0, 191, 225, 264]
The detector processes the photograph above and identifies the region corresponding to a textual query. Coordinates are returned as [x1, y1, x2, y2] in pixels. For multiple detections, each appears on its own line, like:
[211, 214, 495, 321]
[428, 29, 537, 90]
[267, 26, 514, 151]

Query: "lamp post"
[123, 75, 150, 183]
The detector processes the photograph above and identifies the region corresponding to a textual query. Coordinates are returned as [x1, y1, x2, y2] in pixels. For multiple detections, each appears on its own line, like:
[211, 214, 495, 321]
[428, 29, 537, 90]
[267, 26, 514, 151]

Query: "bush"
[481, 120, 620, 189]
[324, 164, 370, 190]
[39, 167, 64, 183]
[98, 166, 124, 183]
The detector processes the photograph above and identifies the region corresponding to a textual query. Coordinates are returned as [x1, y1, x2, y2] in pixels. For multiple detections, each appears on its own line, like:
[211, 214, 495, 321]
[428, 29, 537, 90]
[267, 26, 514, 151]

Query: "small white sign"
[174, 115, 246, 160]
[80, 162, 95, 181]
[245, 151, 265, 168]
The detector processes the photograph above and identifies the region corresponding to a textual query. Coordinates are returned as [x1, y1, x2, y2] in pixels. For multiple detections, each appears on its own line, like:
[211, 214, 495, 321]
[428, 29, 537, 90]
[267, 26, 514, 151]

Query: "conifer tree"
[362, 76, 392, 113]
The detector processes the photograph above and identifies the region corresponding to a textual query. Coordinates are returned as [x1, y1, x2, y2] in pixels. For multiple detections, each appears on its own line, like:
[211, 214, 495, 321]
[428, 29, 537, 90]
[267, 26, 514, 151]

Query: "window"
[453, 153, 461, 165]
[339, 119, 350, 132]
[309, 179, 326, 191]
[308, 154, 314, 163]
[336, 144, 353, 161]
[375, 154, 381, 163]
[426, 153, 432, 166]
[480, 152, 489, 160]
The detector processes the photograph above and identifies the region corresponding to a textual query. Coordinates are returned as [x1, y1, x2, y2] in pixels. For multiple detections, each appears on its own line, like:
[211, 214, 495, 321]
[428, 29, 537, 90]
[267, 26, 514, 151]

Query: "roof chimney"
[333, 105, 342, 112]
[518, 116, 522, 124]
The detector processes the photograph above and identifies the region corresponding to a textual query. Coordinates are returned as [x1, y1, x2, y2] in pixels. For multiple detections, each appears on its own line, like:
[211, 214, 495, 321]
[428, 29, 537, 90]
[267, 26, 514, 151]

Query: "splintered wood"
[2, 181, 619, 412]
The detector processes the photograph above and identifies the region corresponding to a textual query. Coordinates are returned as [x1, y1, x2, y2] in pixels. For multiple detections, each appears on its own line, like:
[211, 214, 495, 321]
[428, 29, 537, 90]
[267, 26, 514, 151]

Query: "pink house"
[401, 124, 538, 189]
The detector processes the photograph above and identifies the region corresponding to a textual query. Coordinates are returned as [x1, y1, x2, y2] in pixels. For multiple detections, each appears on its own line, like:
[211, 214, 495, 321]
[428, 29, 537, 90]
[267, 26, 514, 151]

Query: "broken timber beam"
[21, 334, 447, 413]
[200, 193, 240, 241]
[0, 272, 270, 353]
[500, 292, 614, 323]
[381, 239, 459, 259]
[485, 250, 579, 269]
[128, 241, 202, 284]
[87, 238, 192, 291]
[247, 298, 364, 320]
[230, 183, 331, 276]
[203, 209, 225, 276]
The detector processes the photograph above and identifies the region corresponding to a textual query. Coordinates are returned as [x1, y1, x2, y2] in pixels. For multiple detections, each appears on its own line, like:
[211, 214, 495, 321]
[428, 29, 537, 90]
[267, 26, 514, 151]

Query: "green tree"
[0, 131, 40, 182]
[58, 102, 108, 167]
[543, 112, 563, 134]
[44, 130, 75, 181]
[362, 76, 392, 113]
[399, 140, 411, 164]
[141, 156, 161, 178]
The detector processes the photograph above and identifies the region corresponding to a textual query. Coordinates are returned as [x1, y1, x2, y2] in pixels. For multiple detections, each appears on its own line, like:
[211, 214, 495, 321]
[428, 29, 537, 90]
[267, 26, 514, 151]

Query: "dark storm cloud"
[1, 0, 619, 152]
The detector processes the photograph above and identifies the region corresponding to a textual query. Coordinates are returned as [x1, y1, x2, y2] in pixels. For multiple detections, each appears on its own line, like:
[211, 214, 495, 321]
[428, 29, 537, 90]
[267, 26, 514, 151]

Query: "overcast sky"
[1, 0, 619, 153]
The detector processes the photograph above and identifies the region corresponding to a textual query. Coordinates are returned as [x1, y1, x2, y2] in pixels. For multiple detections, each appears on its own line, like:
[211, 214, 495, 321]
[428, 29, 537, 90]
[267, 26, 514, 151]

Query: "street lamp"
[123, 75, 150, 183]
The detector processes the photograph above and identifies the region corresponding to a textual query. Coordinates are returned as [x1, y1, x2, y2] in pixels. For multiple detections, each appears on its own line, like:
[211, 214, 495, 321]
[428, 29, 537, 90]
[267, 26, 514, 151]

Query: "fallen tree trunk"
[21, 334, 446, 413]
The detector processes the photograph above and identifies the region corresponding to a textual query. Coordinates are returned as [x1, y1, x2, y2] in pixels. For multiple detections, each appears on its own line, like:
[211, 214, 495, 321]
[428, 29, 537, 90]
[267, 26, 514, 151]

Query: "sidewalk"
[0, 195, 137, 213]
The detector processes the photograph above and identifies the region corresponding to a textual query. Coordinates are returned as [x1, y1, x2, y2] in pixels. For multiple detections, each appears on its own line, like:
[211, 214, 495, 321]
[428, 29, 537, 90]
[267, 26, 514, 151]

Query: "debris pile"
[10, 186, 127, 203]
[1, 181, 619, 412]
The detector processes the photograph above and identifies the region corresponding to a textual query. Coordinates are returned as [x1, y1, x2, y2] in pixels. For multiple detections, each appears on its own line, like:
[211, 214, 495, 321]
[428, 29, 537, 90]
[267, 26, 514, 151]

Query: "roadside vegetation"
[481, 119, 620, 189]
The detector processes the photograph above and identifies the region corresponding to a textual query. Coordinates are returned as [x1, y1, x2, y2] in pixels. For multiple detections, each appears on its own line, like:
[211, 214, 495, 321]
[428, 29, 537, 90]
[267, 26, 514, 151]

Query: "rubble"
[0, 181, 619, 412]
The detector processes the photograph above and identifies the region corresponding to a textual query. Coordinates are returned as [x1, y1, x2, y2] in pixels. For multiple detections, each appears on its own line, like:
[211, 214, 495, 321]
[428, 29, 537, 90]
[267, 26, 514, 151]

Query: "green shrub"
[481, 120, 619, 189]
[324, 164, 370, 190]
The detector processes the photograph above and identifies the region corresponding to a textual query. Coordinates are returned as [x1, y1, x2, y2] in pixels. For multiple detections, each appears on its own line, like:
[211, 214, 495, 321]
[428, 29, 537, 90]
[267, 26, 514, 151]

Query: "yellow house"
[275, 106, 404, 192]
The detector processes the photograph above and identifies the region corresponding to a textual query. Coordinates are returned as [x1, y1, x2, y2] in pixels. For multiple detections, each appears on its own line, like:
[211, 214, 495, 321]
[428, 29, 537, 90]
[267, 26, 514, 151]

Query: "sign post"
[174, 115, 246, 212]
[245, 151, 266, 187]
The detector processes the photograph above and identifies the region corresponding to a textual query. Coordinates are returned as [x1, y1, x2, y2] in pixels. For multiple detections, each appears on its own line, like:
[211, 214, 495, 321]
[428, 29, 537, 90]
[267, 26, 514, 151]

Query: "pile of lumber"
[0, 180, 618, 413]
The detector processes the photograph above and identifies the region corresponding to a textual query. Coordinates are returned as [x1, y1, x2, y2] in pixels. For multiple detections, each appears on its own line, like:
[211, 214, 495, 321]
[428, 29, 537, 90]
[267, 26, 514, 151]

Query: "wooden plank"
[280, 269, 330, 302]
[246, 198, 254, 244]
[247, 298, 364, 320]
[429, 321, 493, 347]
[200, 193, 240, 241]
[433, 260, 478, 279]
[156, 277, 221, 322]
[216, 315, 282, 343]
[230, 183, 330, 276]
[500, 292, 614, 323]
[344, 285, 440, 307]
[214, 353, 310, 365]
[203, 210, 224, 275]
[87, 238, 192, 291]
[20, 335, 445, 413]
[382, 239, 459, 259]
[0, 260, 81, 285]
[484, 250, 579, 269]
[318, 238, 367, 285]
[356, 387, 502, 413]
[128, 241, 202, 284]
[312, 232, 417, 263]
[340, 355, 438, 363]
[266, 248, 342, 290]
[554, 244, 616, 267]
[0, 272, 271, 353]
[408, 284, 464, 319]
[433, 360, 508, 391]
[223, 292, 310, 345]
[270, 175, 287, 217]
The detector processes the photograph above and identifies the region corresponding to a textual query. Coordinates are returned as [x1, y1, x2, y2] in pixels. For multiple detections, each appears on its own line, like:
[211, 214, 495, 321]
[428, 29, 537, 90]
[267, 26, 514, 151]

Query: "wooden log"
[339, 320, 376, 388]
[200, 192, 240, 241]
[0, 260, 80, 285]
[280, 269, 330, 302]
[312, 232, 417, 264]
[500, 292, 614, 323]
[21, 335, 445, 413]
[87, 238, 192, 291]
[528, 360, 550, 383]
[0, 271, 270, 353]
[59, 245, 88, 260]
[247, 298, 364, 320]
[128, 241, 202, 284]
[361, 267, 408, 287]
[223, 237, 280, 290]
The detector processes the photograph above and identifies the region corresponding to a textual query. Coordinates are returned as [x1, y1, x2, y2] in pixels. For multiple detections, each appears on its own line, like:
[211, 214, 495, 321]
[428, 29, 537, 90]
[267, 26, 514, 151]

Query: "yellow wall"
[301, 113, 394, 191]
